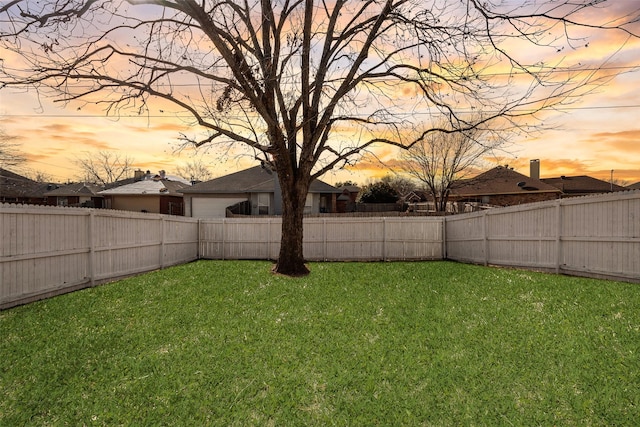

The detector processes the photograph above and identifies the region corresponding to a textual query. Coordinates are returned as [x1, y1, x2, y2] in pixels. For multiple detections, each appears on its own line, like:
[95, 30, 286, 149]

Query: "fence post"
[222, 218, 226, 260]
[323, 218, 327, 261]
[268, 218, 272, 260]
[441, 216, 447, 260]
[382, 217, 387, 261]
[160, 216, 165, 269]
[555, 199, 563, 274]
[88, 210, 95, 286]
[197, 219, 201, 260]
[483, 211, 489, 266]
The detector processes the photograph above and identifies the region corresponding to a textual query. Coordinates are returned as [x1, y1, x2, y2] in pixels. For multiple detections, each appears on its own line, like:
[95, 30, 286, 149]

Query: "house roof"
[102, 171, 191, 191]
[99, 178, 190, 196]
[628, 182, 640, 190]
[541, 175, 626, 194]
[402, 191, 426, 203]
[337, 185, 361, 193]
[0, 168, 57, 199]
[451, 166, 561, 197]
[180, 165, 342, 194]
[44, 182, 103, 197]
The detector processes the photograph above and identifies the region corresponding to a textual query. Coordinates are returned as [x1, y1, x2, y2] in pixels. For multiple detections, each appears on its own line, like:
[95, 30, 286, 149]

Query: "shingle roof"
[337, 185, 361, 193]
[628, 182, 640, 190]
[103, 172, 191, 190]
[0, 168, 56, 199]
[99, 179, 189, 196]
[541, 175, 626, 194]
[44, 182, 103, 197]
[180, 165, 341, 194]
[451, 166, 561, 197]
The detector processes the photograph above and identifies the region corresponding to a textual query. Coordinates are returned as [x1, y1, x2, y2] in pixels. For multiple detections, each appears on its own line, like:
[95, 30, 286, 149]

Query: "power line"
[5, 64, 639, 89]
[3, 103, 640, 120]
[2, 64, 638, 93]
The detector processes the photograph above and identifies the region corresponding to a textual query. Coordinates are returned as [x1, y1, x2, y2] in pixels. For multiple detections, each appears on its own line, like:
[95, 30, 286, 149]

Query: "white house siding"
[188, 195, 248, 218]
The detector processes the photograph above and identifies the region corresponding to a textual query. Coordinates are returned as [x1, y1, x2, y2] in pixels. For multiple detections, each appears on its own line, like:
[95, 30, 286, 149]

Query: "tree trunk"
[432, 192, 444, 212]
[436, 188, 449, 212]
[437, 195, 446, 212]
[273, 175, 310, 276]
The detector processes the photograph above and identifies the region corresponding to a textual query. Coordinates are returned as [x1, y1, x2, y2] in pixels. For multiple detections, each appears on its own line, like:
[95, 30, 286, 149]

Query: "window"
[304, 193, 313, 213]
[258, 193, 270, 215]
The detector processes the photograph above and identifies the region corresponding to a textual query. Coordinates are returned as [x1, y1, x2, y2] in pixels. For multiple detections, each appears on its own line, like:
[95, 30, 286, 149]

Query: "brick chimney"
[530, 159, 540, 180]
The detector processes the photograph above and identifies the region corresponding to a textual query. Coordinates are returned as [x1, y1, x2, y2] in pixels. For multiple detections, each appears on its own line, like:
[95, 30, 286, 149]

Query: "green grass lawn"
[1, 261, 639, 426]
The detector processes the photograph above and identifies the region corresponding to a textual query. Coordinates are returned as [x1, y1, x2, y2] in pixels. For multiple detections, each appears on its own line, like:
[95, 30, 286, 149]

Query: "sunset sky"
[1, 1, 639, 187]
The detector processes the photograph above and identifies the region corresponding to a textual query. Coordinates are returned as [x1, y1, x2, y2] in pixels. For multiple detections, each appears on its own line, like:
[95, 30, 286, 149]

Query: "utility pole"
[610, 169, 614, 192]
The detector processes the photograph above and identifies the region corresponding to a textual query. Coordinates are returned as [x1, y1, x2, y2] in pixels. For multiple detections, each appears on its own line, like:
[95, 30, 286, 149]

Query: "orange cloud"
[24, 148, 67, 161]
[508, 158, 640, 184]
[527, 158, 594, 177]
[39, 123, 75, 133]
[588, 168, 640, 184]
[586, 130, 640, 153]
[124, 120, 191, 134]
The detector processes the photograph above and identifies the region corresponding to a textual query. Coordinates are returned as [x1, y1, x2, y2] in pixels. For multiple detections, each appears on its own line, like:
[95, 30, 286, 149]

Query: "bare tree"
[383, 175, 416, 200]
[0, 128, 25, 167]
[25, 169, 54, 183]
[176, 159, 213, 183]
[400, 124, 497, 212]
[74, 151, 134, 186]
[611, 178, 629, 188]
[1, 1, 638, 275]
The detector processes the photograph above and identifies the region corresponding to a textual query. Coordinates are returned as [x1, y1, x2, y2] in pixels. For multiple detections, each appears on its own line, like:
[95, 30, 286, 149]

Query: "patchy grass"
[1, 261, 639, 425]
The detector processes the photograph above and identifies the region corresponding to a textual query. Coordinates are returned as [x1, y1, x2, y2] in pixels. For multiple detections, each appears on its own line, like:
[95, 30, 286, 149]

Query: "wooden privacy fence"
[445, 190, 640, 283]
[1, 204, 199, 309]
[2, 190, 639, 309]
[199, 216, 444, 261]
[1, 207, 444, 309]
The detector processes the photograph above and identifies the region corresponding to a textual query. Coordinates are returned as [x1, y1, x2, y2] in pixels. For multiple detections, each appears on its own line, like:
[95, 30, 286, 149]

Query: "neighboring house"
[99, 171, 189, 215]
[336, 185, 361, 213]
[45, 182, 104, 208]
[180, 165, 342, 218]
[449, 165, 562, 208]
[402, 191, 425, 204]
[403, 191, 440, 213]
[0, 168, 57, 204]
[541, 175, 626, 197]
[628, 182, 640, 190]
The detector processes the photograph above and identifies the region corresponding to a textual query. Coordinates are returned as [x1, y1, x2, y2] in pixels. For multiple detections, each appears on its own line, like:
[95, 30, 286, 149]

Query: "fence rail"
[2, 190, 639, 309]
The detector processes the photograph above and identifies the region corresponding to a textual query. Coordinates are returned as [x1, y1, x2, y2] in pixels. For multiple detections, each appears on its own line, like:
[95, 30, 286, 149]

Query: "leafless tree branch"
[73, 151, 134, 185]
[1, 0, 638, 273]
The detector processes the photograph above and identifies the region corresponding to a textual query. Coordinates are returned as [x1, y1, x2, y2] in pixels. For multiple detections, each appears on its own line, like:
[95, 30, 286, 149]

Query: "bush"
[357, 180, 399, 203]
